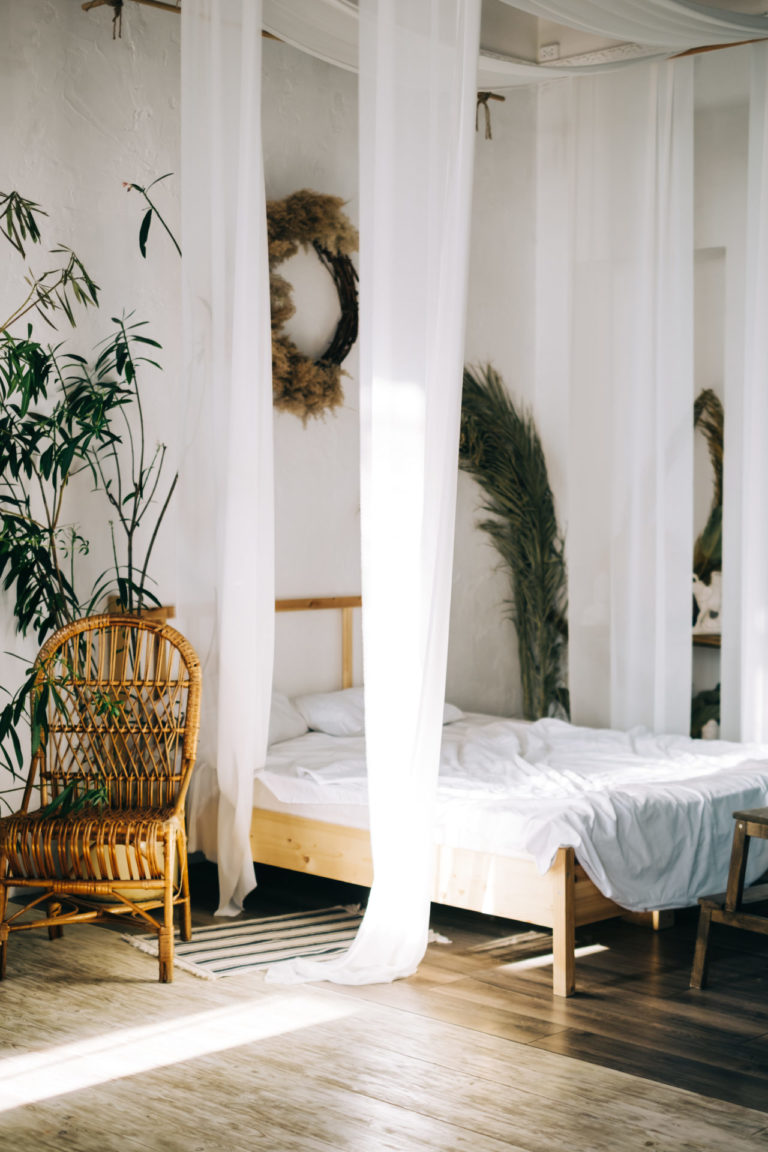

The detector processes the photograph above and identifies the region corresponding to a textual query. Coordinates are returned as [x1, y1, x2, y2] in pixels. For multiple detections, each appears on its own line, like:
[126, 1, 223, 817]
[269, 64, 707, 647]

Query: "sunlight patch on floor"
[0, 992, 355, 1112]
[500, 942, 609, 971]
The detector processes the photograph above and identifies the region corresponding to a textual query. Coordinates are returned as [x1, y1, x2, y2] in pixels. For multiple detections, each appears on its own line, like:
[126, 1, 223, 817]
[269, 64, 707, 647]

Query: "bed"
[187, 597, 768, 996]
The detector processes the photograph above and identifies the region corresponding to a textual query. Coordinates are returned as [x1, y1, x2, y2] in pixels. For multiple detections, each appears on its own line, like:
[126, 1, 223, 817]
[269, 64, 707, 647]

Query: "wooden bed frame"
[250, 596, 627, 997]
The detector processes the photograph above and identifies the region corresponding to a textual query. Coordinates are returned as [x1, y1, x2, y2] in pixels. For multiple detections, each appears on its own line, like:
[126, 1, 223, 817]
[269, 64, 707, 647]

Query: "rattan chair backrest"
[31, 615, 202, 811]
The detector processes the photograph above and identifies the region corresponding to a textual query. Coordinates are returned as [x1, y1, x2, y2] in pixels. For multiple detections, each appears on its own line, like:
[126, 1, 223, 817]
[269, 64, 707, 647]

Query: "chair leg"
[158, 927, 173, 983]
[690, 904, 713, 989]
[725, 819, 749, 912]
[178, 840, 192, 943]
[47, 900, 64, 941]
[159, 834, 176, 982]
[0, 880, 8, 980]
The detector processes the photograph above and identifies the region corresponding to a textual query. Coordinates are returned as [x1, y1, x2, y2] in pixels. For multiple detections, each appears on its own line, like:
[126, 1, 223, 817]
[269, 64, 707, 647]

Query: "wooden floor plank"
[531, 1026, 768, 1112]
[298, 1007, 768, 1147]
[2, 870, 768, 1149]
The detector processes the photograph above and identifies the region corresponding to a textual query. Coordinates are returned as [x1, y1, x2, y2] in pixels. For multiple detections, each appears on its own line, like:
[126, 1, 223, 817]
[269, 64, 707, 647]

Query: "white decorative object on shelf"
[692, 571, 722, 634]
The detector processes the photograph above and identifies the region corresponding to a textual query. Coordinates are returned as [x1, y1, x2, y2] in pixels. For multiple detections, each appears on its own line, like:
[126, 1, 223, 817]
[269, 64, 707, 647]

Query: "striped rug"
[122, 905, 363, 980]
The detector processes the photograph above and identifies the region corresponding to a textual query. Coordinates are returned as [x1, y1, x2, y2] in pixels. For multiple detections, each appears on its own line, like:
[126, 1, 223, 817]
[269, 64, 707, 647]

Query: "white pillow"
[268, 692, 310, 746]
[442, 701, 464, 725]
[294, 687, 464, 737]
[294, 687, 365, 737]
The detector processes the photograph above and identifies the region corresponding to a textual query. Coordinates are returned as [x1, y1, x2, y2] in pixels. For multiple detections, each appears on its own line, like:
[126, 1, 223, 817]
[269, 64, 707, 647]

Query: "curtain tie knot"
[476, 91, 506, 140]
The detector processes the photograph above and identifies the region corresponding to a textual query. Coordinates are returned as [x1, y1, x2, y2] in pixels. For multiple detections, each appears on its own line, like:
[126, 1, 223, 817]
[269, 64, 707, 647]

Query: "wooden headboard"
[275, 597, 362, 690]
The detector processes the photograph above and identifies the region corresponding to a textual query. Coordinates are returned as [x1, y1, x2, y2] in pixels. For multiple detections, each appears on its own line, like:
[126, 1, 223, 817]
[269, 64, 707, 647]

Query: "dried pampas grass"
[267, 190, 358, 421]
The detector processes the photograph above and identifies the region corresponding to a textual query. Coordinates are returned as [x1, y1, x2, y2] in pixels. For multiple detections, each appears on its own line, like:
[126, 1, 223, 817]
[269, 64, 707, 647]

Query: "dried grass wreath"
[268, 189, 358, 421]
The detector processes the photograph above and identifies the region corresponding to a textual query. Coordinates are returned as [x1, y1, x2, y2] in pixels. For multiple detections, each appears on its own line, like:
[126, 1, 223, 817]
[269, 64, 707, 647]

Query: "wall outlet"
[538, 42, 560, 62]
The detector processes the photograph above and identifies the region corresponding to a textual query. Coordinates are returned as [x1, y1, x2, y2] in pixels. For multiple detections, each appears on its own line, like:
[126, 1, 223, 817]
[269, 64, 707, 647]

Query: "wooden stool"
[690, 807, 768, 989]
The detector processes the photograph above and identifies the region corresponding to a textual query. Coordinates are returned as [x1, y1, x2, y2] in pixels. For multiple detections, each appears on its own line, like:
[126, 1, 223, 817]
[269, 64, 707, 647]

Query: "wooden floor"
[1, 863, 768, 1150]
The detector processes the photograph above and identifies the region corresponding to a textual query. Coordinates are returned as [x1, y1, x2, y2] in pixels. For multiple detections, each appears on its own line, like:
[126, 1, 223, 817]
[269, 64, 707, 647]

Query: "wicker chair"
[0, 614, 202, 982]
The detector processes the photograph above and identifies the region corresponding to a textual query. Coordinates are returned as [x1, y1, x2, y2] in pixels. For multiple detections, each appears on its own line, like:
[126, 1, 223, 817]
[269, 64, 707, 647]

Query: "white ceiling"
[261, 0, 767, 88]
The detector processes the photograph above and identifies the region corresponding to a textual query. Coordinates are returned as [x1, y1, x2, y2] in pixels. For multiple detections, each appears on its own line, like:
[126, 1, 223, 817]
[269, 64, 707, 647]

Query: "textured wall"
[454, 87, 538, 717]
[0, 0, 182, 598]
[262, 38, 363, 698]
[2, 5, 749, 770]
[0, 4, 529, 751]
[0, 0, 182, 806]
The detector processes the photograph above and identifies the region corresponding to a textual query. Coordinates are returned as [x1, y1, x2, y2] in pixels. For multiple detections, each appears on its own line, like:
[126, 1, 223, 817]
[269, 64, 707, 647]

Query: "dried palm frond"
[459, 364, 569, 720]
[693, 389, 724, 583]
[691, 683, 720, 738]
[694, 389, 723, 506]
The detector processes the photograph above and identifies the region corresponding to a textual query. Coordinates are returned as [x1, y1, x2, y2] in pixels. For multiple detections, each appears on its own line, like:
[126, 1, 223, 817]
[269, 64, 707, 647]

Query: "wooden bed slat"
[275, 597, 362, 611]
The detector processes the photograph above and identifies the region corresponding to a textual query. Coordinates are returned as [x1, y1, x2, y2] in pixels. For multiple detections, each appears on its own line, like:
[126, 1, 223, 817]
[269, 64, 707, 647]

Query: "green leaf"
[9, 725, 22, 770]
[139, 208, 153, 259]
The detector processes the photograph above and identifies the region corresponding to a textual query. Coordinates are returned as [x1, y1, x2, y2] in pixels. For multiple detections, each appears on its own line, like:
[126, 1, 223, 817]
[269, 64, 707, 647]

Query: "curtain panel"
[721, 43, 768, 742]
[180, 0, 274, 915]
[268, 0, 481, 986]
[536, 60, 695, 733]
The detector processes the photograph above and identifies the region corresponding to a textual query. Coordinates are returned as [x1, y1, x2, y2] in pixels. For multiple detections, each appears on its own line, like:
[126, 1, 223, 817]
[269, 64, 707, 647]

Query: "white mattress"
[188, 714, 768, 913]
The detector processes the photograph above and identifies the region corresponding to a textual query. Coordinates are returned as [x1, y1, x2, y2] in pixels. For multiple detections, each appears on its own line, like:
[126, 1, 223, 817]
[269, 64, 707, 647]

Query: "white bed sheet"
[253, 714, 768, 912]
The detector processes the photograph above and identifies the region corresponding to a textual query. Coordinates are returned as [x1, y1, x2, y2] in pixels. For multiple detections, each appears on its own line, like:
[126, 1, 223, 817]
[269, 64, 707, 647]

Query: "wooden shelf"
[693, 633, 721, 648]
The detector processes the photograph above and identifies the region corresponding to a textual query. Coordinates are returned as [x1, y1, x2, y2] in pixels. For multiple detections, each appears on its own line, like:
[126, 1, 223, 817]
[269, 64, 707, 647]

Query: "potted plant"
[0, 191, 177, 800]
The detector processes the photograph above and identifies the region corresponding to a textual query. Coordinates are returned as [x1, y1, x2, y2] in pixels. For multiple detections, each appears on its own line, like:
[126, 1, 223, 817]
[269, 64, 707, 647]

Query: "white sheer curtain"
[500, 0, 768, 48]
[721, 42, 768, 741]
[180, 0, 274, 915]
[268, 0, 480, 986]
[537, 61, 694, 731]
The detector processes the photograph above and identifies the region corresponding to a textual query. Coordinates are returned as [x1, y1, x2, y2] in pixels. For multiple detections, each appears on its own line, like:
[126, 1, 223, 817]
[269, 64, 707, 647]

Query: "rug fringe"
[121, 934, 219, 981]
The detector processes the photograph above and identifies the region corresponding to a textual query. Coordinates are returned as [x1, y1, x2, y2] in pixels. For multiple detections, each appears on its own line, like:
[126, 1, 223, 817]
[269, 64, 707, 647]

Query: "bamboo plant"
[0, 191, 177, 799]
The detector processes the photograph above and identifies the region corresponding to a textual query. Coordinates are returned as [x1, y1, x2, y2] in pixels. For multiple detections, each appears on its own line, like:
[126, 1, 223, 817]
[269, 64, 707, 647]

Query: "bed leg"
[552, 846, 576, 997]
[690, 904, 712, 989]
[623, 909, 675, 931]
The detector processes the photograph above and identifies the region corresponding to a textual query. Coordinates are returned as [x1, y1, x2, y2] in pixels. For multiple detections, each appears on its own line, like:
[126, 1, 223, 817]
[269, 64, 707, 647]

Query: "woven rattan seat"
[0, 615, 201, 982]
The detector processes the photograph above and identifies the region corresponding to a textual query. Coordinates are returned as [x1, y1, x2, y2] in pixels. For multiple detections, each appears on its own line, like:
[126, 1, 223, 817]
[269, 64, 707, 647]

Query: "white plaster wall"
[690, 50, 750, 698]
[263, 38, 528, 712]
[452, 86, 539, 717]
[0, 10, 752, 756]
[694, 49, 748, 538]
[261, 39, 362, 696]
[0, 12, 516, 723]
[0, 0, 181, 807]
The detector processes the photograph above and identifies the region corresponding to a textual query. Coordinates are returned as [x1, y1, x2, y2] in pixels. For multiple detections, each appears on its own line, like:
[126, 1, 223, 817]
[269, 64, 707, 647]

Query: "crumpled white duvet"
[258, 714, 768, 912]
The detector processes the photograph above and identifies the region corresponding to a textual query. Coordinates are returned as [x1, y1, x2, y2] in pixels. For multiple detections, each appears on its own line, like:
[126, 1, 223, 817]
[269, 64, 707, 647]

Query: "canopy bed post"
[551, 847, 576, 998]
